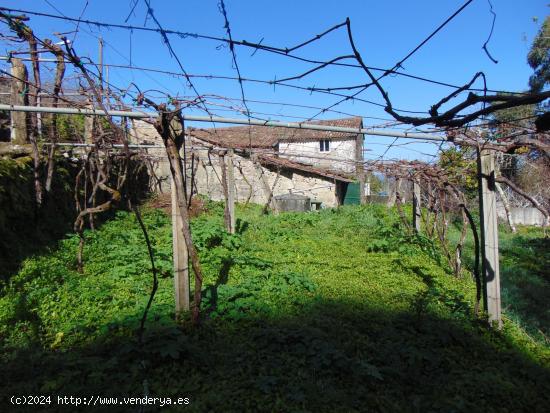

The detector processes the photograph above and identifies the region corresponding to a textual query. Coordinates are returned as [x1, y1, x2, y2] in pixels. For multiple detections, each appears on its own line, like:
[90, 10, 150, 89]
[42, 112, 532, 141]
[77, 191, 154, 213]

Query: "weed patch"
[1, 204, 548, 411]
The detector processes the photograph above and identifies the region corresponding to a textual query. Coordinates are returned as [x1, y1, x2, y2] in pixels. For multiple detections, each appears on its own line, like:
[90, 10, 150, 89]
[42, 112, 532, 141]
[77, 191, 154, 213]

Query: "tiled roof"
[257, 154, 354, 183]
[187, 124, 278, 149]
[186, 116, 362, 149]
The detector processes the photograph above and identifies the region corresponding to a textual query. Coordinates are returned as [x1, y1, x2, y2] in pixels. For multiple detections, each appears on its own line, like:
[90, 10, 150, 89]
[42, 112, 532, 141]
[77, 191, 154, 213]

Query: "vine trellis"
[1, 10, 548, 329]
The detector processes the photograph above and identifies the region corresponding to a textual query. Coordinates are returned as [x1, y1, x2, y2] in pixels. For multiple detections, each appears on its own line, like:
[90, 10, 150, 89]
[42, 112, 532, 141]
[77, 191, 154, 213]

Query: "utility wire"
[388, 0, 474, 74]
[0, 5, 522, 96]
[307, 0, 477, 123]
[41, 0, 174, 96]
[217, 0, 255, 152]
[142, 0, 210, 115]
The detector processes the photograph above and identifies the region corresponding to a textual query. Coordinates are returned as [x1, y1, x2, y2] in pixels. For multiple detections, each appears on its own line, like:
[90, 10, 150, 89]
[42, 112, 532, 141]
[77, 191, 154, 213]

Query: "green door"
[343, 182, 360, 205]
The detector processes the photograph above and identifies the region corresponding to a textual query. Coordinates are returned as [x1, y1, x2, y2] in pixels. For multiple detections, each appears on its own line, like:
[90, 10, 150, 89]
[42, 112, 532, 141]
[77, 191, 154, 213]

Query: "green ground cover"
[0, 202, 548, 412]
[447, 218, 550, 343]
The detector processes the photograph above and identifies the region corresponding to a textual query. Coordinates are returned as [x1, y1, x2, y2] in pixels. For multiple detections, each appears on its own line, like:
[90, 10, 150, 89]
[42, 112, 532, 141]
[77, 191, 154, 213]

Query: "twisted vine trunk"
[155, 110, 204, 325]
[237, 162, 253, 205]
[446, 186, 482, 315]
[454, 209, 468, 277]
[26, 31, 43, 207]
[44, 43, 65, 193]
[219, 151, 232, 231]
[496, 175, 550, 227]
[495, 182, 516, 233]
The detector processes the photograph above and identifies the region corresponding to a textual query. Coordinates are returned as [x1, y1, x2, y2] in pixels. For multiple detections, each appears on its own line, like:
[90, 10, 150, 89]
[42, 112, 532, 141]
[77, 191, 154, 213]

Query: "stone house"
[132, 117, 364, 208]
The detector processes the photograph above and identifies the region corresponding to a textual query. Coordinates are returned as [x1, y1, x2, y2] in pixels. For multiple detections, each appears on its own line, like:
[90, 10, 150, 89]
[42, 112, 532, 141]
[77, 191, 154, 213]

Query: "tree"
[438, 146, 477, 197]
[528, 15, 550, 93]
[367, 172, 383, 195]
[489, 100, 536, 179]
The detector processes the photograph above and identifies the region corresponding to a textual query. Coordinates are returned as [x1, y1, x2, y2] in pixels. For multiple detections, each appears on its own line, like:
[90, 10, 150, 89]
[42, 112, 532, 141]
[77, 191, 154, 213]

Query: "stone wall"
[192, 147, 339, 207]
[129, 119, 172, 192]
[0, 153, 149, 278]
[131, 120, 342, 207]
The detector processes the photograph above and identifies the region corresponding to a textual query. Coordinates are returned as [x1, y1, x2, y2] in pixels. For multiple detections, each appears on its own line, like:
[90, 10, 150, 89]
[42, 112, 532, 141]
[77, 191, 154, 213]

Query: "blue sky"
[1, 0, 548, 160]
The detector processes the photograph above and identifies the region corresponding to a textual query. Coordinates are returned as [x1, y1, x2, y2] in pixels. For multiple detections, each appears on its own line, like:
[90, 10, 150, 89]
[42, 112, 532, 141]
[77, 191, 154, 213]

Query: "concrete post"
[171, 176, 190, 314]
[413, 180, 421, 232]
[10, 58, 28, 144]
[226, 149, 236, 234]
[355, 132, 366, 204]
[477, 149, 502, 328]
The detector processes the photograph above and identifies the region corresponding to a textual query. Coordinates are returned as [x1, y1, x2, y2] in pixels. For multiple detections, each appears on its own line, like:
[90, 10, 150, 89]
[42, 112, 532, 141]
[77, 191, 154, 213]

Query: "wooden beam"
[253, 158, 277, 213]
[477, 149, 502, 328]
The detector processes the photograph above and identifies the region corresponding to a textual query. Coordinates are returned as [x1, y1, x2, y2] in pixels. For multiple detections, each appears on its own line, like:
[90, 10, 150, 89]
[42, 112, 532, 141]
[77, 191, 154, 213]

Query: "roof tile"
[187, 116, 362, 149]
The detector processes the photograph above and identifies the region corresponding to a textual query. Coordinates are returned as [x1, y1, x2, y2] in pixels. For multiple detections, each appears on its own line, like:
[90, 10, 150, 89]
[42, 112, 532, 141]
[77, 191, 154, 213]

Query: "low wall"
[0, 156, 77, 279]
[509, 207, 546, 226]
[191, 148, 339, 207]
[0, 153, 149, 280]
[497, 203, 547, 226]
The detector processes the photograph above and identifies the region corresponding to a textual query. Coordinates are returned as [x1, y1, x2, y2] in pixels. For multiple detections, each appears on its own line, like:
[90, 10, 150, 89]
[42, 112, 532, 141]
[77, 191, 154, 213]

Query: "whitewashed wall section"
[278, 139, 356, 173]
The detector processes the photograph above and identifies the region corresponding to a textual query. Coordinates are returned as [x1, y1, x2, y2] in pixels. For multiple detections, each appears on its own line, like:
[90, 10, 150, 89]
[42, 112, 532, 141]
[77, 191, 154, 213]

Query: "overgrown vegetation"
[0, 203, 548, 412]
[448, 222, 550, 343]
[0, 156, 77, 281]
[0, 154, 149, 284]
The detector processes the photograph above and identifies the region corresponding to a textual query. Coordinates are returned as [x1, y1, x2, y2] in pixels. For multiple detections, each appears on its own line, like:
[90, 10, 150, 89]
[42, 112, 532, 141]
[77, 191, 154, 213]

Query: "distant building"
[132, 117, 364, 208]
